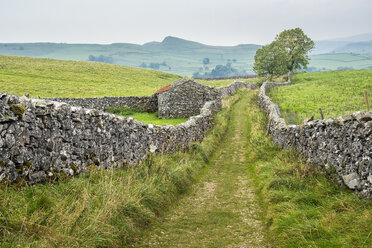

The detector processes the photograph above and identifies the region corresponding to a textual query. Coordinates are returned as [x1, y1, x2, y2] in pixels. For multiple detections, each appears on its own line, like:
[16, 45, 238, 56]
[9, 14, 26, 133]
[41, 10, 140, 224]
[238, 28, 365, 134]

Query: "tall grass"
[246, 93, 372, 247]
[0, 93, 240, 248]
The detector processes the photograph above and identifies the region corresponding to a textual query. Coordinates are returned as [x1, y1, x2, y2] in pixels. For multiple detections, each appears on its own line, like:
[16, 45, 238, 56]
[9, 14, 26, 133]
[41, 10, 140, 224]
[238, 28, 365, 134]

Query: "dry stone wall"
[0, 81, 252, 185]
[217, 81, 257, 98]
[258, 82, 372, 198]
[45, 95, 158, 112]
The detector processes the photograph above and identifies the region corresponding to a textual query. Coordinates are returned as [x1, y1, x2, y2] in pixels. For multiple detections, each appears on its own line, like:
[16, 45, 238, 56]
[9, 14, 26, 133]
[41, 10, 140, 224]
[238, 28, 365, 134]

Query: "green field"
[268, 69, 372, 123]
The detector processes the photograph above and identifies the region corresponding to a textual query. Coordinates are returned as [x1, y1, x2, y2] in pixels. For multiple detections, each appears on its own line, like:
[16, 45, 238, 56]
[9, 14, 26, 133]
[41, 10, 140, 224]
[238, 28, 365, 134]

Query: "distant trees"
[192, 63, 244, 78]
[139, 61, 168, 70]
[253, 28, 314, 81]
[88, 55, 113, 64]
[149, 63, 160, 70]
[202, 58, 210, 65]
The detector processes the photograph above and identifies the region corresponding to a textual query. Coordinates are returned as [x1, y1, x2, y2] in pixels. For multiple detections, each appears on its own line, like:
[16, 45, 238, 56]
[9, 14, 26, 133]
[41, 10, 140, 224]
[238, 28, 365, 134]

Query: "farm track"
[136, 90, 267, 247]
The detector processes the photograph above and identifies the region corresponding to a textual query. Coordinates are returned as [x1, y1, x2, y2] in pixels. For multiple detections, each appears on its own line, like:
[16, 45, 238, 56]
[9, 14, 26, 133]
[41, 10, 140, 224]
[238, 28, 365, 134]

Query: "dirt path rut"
[136, 90, 266, 247]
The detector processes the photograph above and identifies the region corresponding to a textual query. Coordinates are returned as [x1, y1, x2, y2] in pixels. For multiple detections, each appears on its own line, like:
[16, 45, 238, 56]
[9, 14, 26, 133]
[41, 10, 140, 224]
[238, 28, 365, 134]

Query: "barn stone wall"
[157, 78, 220, 119]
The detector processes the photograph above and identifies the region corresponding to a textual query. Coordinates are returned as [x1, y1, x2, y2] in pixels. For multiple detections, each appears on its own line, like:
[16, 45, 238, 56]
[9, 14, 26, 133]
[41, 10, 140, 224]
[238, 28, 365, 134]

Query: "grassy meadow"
[268, 69, 372, 123]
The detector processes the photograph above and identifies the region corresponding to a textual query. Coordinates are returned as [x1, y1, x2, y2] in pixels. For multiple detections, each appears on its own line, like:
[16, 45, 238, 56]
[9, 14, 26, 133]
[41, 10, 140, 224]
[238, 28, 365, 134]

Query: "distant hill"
[333, 41, 372, 54]
[312, 32, 372, 54]
[0, 37, 261, 77]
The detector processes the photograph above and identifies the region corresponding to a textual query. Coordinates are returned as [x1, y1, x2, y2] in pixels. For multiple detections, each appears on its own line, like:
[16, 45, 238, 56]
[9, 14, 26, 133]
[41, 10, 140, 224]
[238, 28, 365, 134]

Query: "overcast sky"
[0, 0, 371, 46]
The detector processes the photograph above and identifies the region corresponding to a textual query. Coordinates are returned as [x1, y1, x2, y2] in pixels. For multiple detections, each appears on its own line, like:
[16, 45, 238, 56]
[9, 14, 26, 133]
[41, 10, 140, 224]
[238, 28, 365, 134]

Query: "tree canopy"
[276, 28, 314, 73]
[253, 28, 314, 80]
[253, 41, 289, 79]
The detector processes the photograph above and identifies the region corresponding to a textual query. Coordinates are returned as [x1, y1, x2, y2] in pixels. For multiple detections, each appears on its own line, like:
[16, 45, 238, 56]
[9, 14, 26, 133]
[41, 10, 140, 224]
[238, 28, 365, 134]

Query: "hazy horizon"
[1, 0, 372, 46]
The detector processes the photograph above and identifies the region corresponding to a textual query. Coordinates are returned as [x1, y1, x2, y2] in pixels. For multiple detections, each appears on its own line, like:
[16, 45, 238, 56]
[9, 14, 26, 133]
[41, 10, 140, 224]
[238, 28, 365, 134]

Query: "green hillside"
[0, 37, 261, 77]
[0, 55, 182, 97]
[268, 69, 372, 123]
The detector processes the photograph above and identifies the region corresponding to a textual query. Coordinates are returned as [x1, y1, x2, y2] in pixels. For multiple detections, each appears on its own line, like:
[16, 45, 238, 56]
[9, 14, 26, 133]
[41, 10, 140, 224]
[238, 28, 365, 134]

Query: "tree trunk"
[287, 71, 292, 83]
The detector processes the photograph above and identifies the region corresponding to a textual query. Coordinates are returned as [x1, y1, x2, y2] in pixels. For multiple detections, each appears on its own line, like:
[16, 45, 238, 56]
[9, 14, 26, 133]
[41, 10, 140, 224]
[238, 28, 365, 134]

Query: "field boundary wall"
[0, 81, 255, 184]
[258, 82, 372, 197]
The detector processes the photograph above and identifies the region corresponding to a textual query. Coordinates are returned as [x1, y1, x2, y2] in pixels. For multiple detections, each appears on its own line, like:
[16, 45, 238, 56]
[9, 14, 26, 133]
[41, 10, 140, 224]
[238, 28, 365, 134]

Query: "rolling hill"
[1, 34, 372, 76]
[0, 37, 261, 77]
[312, 32, 372, 54]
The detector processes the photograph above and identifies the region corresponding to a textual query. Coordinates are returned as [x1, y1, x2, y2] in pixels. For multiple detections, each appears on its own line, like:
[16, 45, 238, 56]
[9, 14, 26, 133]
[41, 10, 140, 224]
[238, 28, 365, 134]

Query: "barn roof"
[156, 84, 172, 93]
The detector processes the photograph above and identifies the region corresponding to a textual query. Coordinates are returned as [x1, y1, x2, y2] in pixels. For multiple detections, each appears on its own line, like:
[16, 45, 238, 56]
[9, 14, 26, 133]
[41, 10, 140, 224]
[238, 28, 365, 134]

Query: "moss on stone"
[16, 161, 33, 172]
[90, 152, 96, 159]
[23, 161, 32, 169]
[9, 104, 26, 120]
[70, 164, 78, 173]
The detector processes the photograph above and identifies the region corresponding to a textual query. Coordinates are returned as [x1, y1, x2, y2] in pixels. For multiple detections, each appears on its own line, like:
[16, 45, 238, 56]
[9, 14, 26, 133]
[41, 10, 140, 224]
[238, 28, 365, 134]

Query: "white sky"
[0, 0, 371, 45]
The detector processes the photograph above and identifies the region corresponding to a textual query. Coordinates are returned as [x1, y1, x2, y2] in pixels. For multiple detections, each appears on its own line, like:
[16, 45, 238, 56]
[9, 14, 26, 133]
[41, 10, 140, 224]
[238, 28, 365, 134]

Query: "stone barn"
[157, 78, 220, 119]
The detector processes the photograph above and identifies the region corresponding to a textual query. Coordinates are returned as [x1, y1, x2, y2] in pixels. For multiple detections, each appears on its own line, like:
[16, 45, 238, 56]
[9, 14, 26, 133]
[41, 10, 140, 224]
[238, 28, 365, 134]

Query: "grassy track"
[137, 89, 372, 248]
[136, 89, 266, 247]
[267, 69, 372, 123]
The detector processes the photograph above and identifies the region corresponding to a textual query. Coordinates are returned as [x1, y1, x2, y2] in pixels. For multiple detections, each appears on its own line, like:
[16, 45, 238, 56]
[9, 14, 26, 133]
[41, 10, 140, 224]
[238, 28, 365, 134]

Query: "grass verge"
[106, 106, 188, 125]
[246, 93, 372, 247]
[0, 92, 240, 248]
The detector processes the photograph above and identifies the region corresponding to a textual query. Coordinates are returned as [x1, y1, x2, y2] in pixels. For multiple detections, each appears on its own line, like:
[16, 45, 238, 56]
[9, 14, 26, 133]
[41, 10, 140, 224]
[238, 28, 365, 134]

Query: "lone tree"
[275, 28, 314, 81]
[202, 57, 210, 65]
[253, 28, 314, 81]
[253, 41, 289, 81]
